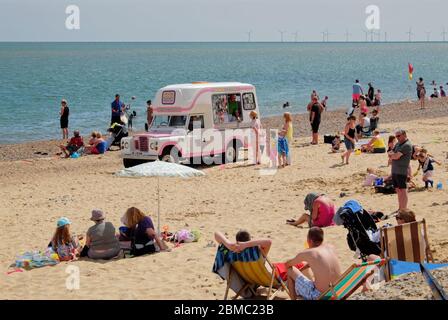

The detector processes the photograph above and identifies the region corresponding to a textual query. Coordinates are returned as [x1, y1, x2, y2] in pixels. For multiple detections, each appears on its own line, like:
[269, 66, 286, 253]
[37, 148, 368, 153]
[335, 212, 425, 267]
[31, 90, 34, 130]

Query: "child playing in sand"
[417, 149, 442, 188]
[331, 135, 341, 153]
[364, 168, 379, 186]
[50, 217, 81, 261]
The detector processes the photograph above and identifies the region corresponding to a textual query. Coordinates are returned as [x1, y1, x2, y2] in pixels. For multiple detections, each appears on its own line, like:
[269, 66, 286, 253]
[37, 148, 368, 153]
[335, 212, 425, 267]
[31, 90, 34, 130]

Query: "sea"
[1, 42, 447, 144]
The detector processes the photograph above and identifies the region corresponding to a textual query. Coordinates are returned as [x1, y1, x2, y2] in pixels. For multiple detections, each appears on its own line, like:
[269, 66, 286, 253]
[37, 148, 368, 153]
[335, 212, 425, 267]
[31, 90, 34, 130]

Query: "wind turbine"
[292, 31, 299, 42]
[369, 29, 375, 42]
[246, 30, 253, 42]
[406, 27, 414, 42]
[278, 30, 286, 42]
[363, 30, 369, 42]
[375, 31, 381, 42]
[344, 29, 352, 42]
[442, 27, 447, 42]
[320, 31, 327, 42]
[425, 31, 431, 42]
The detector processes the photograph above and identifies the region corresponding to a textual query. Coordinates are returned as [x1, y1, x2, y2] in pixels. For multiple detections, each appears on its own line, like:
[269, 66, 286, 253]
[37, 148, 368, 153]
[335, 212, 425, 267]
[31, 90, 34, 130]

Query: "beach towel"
[389, 259, 448, 279]
[273, 262, 306, 281]
[212, 245, 261, 298]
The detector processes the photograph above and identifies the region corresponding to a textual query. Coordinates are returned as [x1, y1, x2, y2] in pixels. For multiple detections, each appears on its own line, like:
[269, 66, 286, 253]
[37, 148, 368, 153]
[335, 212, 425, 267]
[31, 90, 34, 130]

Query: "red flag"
[408, 63, 414, 80]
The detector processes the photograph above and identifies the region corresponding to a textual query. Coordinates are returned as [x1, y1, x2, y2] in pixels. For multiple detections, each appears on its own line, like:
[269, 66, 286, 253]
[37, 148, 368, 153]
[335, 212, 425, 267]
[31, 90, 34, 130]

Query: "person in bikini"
[286, 227, 342, 300]
[287, 193, 335, 228]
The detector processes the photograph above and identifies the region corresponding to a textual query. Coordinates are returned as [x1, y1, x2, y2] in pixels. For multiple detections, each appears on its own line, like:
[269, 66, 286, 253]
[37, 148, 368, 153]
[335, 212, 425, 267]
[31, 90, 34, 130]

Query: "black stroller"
[107, 122, 129, 147]
[334, 200, 382, 261]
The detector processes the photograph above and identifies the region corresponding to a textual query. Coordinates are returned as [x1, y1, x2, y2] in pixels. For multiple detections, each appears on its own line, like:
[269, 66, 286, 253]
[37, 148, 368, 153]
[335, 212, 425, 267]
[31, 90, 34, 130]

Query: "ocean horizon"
[1, 42, 447, 144]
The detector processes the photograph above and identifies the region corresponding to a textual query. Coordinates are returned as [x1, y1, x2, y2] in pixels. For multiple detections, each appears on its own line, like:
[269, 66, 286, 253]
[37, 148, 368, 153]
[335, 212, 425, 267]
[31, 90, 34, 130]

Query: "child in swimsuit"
[331, 135, 341, 153]
[417, 149, 441, 188]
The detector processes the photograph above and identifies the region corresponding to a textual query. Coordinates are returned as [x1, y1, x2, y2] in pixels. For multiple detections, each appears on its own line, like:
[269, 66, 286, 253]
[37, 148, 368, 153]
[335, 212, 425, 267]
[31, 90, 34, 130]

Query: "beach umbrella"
[115, 160, 206, 234]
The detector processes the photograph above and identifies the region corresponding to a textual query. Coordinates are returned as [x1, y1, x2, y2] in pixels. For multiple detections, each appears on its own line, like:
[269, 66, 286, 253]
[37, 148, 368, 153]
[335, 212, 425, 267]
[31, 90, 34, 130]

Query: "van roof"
[160, 82, 254, 90]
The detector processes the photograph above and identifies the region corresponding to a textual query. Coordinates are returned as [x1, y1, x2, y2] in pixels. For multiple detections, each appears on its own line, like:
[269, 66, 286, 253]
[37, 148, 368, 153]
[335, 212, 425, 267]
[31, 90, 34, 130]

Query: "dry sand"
[0, 100, 447, 300]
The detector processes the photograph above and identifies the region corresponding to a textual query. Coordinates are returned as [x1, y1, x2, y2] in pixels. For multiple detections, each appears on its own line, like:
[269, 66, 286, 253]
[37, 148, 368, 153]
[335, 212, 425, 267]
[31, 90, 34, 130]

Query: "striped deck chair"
[380, 219, 434, 281]
[319, 259, 386, 300]
[217, 246, 292, 300]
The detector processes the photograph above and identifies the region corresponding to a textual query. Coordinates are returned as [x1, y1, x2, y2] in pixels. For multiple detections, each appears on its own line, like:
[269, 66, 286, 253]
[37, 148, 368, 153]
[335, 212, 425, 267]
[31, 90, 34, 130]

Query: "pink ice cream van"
[121, 82, 261, 167]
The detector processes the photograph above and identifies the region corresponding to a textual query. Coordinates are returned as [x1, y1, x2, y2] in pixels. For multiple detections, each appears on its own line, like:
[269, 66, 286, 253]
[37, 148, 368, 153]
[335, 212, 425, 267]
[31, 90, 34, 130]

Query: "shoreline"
[1, 98, 447, 162]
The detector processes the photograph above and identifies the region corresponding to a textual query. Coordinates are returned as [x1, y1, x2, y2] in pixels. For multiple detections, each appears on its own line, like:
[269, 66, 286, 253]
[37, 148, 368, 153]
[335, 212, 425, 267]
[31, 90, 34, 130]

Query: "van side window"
[243, 93, 256, 110]
[212, 93, 242, 124]
[188, 115, 204, 131]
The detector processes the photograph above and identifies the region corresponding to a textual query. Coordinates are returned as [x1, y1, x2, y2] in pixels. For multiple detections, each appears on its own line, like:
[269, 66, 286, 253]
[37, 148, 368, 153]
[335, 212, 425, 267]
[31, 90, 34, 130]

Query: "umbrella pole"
[157, 176, 160, 235]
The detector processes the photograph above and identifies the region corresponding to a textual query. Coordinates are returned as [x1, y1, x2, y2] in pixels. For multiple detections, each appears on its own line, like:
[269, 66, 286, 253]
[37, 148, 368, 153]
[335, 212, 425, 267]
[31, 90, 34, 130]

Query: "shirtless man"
[214, 230, 271, 256]
[285, 227, 342, 300]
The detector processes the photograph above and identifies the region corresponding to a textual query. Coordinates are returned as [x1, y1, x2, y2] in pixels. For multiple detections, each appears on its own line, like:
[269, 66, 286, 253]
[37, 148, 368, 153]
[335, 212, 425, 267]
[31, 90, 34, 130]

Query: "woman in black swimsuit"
[60, 99, 69, 139]
[341, 115, 357, 165]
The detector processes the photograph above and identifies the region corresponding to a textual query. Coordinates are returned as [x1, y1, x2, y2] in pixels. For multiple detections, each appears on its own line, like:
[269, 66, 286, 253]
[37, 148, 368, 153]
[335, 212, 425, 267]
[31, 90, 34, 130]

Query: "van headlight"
[150, 141, 159, 151]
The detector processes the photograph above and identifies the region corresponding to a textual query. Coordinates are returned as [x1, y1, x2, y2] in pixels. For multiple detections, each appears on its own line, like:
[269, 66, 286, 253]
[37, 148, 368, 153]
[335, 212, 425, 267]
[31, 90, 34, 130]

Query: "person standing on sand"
[283, 112, 293, 165]
[249, 111, 262, 165]
[367, 83, 375, 106]
[388, 129, 413, 211]
[146, 100, 153, 131]
[309, 96, 322, 145]
[352, 79, 364, 103]
[416, 78, 426, 109]
[111, 94, 124, 125]
[59, 99, 69, 139]
[341, 115, 357, 165]
[286, 227, 342, 300]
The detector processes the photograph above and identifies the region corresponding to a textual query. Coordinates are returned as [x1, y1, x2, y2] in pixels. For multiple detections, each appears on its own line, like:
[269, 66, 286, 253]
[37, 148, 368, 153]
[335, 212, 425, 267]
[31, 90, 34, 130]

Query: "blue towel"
[212, 245, 261, 275]
[390, 259, 448, 277]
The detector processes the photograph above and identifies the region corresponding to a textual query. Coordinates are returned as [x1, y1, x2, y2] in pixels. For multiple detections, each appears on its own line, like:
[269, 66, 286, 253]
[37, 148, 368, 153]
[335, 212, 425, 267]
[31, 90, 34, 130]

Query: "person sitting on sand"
[416, 149, 441, 189]
[359, 95, 369, 114]
[331, 135, 341, 153]
[361, 130, 386, 153]
[50, 217, 81, 261]
[119, 207, 169, 256]
[214, 230, 272, 256]
[286, 227, 342, 300]
[287, 193, 335, 228]
[374, 89, 382, 108]
[59, 130, 84, 157]
[364, 168, 379, 186]
[369, 109, 379, 131]
[85, 132, 107, 155]
[355, 112, 371, 138]
[80, 210, 121, 260]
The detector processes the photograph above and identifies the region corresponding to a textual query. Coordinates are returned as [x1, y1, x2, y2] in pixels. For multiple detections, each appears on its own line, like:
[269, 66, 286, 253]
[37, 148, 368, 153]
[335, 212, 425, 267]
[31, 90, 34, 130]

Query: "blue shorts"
[344, 138, 354, 150]
[295, 274, 321, 300]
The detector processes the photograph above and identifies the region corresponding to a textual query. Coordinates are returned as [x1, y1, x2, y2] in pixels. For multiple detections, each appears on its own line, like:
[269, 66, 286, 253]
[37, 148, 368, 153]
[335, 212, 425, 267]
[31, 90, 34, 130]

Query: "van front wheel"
[223, 141, 239, 163]
[160, 147, 181, 163]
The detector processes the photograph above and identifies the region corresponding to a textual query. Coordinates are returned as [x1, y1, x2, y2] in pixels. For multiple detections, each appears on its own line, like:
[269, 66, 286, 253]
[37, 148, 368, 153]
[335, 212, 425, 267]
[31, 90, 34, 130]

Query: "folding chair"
[380, 219, 434, 281]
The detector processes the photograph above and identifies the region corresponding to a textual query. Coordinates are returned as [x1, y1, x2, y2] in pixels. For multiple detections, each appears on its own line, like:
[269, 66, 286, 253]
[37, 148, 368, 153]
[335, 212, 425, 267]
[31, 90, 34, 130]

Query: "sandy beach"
[0, 99, 447, 300]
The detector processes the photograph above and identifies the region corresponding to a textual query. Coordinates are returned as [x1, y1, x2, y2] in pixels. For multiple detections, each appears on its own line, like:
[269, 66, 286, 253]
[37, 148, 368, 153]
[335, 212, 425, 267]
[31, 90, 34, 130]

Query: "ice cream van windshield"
[151, 115, 187, 129]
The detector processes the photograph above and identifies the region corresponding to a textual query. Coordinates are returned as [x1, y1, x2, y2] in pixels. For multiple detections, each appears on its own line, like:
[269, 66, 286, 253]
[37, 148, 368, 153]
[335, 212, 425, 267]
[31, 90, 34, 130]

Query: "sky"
[0, 0, 447, 42]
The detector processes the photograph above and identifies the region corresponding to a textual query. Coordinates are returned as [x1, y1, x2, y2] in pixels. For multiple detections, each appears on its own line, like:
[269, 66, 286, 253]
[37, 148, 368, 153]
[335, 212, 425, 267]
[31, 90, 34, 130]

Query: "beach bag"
[174, 229, 195, 243]
[324, 134, 336, 144]
[375, 180, 396, 194]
